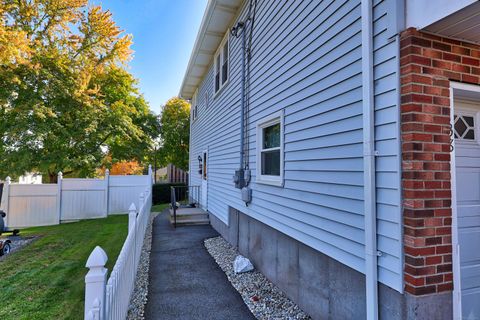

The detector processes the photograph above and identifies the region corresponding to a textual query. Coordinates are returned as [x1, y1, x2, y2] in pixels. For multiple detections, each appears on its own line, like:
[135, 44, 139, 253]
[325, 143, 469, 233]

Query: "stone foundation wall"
[209, 208, 452, 319]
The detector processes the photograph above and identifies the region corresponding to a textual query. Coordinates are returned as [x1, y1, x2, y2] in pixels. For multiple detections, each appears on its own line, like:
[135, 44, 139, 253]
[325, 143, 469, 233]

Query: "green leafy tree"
[0, 0, 158, 182]
[157, 97, 190, 170]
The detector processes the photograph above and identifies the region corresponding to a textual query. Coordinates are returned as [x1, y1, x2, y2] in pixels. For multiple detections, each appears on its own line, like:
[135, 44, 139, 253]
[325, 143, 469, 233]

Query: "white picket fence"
[84, 186, 152, 320]
[0, 167, 153, 228]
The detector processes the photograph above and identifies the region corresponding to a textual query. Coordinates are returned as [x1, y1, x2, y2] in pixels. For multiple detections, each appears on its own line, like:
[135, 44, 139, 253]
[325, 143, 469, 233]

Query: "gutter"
[361, 0, 378, 319]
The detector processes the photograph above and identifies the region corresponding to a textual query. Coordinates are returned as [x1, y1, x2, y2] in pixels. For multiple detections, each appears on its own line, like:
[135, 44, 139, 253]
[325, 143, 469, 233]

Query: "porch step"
[169, 207, 209, 226]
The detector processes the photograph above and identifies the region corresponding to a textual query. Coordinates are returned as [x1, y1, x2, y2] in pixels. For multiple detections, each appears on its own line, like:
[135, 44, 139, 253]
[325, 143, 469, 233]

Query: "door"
[454, 100, 480, 320]
[201, 151, 208, 210]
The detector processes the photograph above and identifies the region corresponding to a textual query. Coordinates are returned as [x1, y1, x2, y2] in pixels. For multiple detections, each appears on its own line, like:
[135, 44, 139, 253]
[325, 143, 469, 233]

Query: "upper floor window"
[256, 111, 284, 186]
[192, 90, 198, 121]
[214, 34, 229, 94]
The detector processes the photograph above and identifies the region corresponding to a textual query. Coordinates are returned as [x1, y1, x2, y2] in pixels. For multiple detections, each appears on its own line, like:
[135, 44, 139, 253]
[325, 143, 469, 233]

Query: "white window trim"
[214, 32, 230, 97]
[256, 110, 284, 186]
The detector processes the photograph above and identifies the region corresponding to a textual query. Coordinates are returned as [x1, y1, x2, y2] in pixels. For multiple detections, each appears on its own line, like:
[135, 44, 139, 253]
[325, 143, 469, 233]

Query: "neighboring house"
[180, 0, 480, 319]
[155, 167, 168, 182]
[18, 173, 42, 184]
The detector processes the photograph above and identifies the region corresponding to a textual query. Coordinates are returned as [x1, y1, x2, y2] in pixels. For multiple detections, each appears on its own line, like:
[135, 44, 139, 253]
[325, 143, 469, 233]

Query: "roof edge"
[179, 0, 243, 100]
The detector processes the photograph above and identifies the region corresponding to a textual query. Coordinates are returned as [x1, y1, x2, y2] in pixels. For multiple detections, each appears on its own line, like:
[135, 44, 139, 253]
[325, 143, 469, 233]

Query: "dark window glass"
[464, 116, 474, 126]
[455, 117, 467, 137]
[215, 55, 220, 92]
[203, 152, 207, 179]
[263, 123, 280, 149]
[465, 129, 475, 140]
[215, 74, 220, 93]
[222, 41, 228, 84]
[261, 150, 280, 176]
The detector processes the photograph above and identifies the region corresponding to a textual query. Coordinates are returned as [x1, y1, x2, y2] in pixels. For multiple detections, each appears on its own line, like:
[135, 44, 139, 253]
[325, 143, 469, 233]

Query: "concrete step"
[169, 207, 209, 226]
[170, 218, 210, 226]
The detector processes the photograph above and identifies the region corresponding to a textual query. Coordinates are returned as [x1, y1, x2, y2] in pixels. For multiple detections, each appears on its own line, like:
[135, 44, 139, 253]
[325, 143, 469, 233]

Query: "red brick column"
[400, 28, 480, 295]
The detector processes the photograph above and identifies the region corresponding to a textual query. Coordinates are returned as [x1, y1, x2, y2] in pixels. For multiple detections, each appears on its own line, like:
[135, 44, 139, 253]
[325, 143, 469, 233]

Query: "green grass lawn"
[0, 215, 129, 320]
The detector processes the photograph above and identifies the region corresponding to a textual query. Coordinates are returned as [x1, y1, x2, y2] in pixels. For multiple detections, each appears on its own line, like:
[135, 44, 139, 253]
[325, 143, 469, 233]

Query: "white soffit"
[179, 0, 242, 99]
[406, 0, 476, 30]
[420, 1, 480, 45]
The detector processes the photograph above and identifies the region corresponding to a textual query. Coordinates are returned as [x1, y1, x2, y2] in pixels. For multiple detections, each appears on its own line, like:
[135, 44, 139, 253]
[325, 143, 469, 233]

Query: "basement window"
[214, 34, 229, 95]
[256, 111, 284, 186]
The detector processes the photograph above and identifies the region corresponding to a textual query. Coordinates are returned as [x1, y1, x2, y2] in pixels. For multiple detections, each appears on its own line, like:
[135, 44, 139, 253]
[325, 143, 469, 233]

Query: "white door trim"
[450, 84, 461, 320]
[450, 81, 480, 320]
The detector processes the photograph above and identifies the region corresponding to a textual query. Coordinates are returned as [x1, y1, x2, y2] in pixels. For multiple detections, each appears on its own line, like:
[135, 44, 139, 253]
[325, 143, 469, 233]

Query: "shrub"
[152, 183, 186, 204]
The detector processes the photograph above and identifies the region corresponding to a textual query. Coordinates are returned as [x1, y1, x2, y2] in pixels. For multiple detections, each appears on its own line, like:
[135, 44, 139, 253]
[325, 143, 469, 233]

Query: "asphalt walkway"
[145, 210, 255, 320]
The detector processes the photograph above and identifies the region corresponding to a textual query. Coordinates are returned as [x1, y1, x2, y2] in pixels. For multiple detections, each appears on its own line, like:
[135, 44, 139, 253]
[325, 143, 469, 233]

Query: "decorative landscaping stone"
[233, 255, 254, 274]
[127, 211, 159, 320]
[205, 236, 311, 320]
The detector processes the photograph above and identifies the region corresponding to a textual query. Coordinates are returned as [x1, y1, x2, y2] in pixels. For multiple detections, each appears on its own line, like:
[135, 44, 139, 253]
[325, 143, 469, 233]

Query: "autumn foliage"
[109, 161, 144, 175]
[0, 0, 158, 182]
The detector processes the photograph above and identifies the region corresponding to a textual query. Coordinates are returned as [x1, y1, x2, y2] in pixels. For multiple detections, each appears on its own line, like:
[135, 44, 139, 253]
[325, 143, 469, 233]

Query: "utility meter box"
[241, 187, 252, 203]
[233, 169, 245, 189]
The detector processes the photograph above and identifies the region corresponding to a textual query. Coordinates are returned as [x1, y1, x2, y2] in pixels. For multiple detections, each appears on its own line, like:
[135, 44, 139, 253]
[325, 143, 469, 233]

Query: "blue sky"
[92, 0, 208, 114]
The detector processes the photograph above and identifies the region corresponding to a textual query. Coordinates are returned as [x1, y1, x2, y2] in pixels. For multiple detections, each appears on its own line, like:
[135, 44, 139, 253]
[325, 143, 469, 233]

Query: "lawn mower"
[0, 182, 19, 256]
[0, 211, 19, 256]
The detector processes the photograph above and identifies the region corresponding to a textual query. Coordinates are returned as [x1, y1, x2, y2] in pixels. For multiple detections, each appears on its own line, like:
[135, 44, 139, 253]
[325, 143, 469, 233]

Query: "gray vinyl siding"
[189, 0, 402, 292]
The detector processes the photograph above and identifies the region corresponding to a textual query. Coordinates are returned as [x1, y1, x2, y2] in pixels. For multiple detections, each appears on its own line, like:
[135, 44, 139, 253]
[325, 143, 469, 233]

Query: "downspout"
[361, 0, 378, 319]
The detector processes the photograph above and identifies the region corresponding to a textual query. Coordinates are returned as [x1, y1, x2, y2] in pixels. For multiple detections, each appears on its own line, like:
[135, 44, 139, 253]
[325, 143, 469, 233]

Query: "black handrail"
[170, 186, 177, 227]
[170, 185, 201, 228]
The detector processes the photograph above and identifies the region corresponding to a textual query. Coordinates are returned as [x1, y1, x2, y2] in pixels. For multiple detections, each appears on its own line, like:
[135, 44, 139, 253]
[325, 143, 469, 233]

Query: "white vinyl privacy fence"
[0, 167, 153, 228]
[84, 187, 152, 320]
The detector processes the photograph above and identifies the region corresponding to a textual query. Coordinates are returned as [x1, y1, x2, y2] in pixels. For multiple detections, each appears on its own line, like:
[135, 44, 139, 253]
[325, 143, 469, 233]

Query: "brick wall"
[400, 28, 480, 295]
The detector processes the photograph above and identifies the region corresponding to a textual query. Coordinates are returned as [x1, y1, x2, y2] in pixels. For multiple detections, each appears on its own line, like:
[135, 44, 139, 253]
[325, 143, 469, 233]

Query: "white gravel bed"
[0, 236, 37, 262]
[127, 211, 159, 320]
[204, 236, 311, 320]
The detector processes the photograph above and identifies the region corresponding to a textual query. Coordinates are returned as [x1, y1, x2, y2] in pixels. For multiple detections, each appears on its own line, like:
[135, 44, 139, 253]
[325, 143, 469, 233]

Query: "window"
[192, 90, 198, 121]
[203, 152, 207, 180]
[454, 114, 476, 140]
[256, 111, 284, 186]
[214, 34, 229, 94]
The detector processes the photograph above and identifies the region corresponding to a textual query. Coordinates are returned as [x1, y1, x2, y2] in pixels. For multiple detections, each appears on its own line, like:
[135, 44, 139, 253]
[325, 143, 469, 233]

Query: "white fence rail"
[84, 187, 152, 320]
[0, 167, 153, 228]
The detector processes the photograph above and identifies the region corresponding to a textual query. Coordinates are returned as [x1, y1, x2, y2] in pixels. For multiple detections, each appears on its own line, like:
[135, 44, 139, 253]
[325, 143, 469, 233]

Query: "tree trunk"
[48, 172, 57, 184]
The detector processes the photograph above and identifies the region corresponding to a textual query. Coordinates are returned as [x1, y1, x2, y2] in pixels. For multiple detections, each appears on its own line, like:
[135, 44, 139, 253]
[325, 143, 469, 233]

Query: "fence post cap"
[5, 176, 11, 183]
[58, 172, 63, 179]
[129, 203, 137, 212]
[86, 246, 108, 268]
[105, 169, 110, 176]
